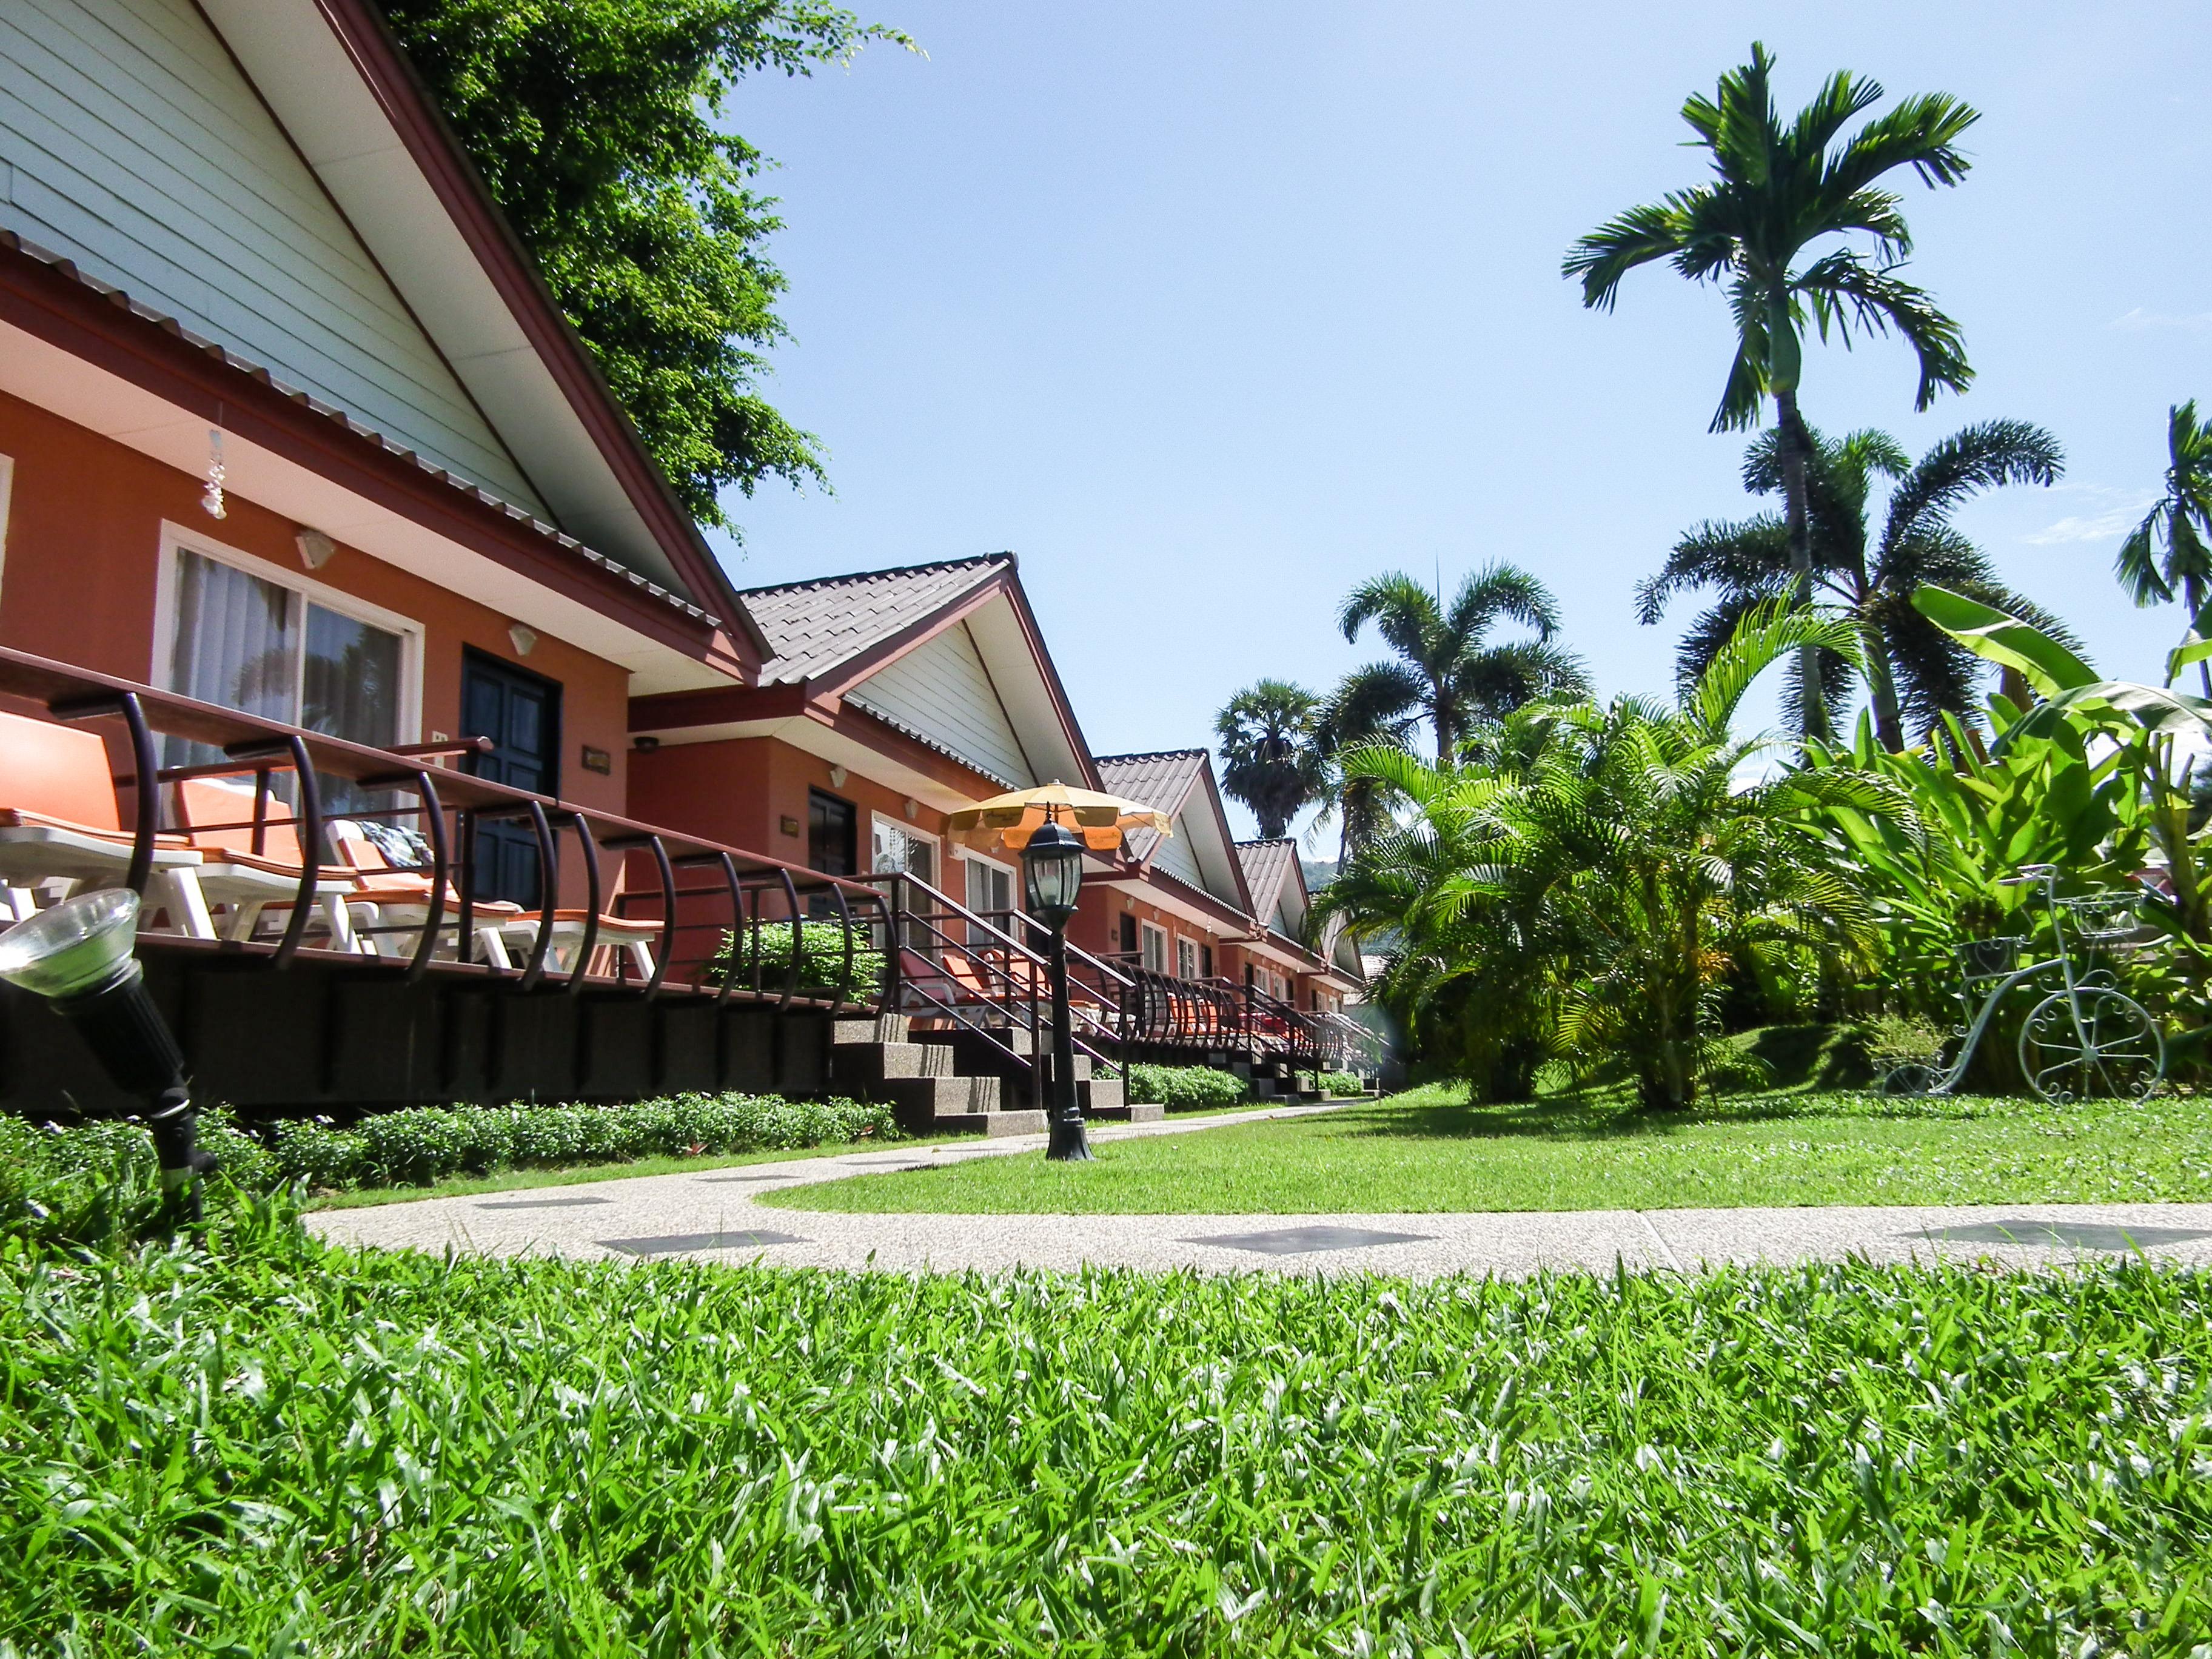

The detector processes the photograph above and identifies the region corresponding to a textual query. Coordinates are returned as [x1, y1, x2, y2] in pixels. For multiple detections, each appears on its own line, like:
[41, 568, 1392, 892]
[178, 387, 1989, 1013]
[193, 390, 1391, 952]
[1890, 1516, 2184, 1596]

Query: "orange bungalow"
[0, 0, 1370, 1128]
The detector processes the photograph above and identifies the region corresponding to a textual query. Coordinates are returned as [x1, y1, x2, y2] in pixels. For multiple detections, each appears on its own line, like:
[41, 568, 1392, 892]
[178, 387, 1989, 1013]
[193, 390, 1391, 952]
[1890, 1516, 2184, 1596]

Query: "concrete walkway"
[307, 1101, 2212, 1279]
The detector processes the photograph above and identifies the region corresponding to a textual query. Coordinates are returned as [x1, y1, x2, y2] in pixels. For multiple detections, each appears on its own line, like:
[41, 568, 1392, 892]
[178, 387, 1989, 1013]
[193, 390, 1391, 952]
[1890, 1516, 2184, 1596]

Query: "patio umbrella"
[944, 780, 1171, 853]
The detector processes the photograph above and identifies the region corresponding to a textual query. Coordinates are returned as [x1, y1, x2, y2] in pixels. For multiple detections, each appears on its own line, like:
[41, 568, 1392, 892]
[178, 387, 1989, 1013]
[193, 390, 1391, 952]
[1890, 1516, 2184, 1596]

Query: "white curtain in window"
[171, 550, 295, 721]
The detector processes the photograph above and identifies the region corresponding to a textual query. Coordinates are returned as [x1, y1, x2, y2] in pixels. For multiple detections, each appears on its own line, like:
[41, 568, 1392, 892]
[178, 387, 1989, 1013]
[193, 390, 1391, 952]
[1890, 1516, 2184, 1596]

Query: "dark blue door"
[461, 651, 560, 906]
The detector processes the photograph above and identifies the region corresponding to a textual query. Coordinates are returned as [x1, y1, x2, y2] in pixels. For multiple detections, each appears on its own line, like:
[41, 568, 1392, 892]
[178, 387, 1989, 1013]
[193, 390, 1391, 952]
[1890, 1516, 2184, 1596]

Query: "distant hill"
[1300, 857, 1336, 893]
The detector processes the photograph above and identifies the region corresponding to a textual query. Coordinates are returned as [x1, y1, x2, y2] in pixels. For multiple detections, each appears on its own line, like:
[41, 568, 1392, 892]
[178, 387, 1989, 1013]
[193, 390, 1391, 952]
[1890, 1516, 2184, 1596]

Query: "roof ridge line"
[736, 552, 1013, 600]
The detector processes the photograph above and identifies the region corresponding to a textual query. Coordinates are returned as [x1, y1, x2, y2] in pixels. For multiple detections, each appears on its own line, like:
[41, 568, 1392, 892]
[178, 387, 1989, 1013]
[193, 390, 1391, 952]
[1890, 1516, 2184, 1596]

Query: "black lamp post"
[1021, 814, 1091, 1161]
[0, 888, 208, 1227]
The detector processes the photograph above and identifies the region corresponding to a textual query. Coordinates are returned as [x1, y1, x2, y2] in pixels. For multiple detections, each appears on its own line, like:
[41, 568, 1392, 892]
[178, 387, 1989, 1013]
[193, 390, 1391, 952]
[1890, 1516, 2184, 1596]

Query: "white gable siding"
[0, 0, 546, 511]
[1150, 816, 1206, 889]
[846, 623, 1033, 788]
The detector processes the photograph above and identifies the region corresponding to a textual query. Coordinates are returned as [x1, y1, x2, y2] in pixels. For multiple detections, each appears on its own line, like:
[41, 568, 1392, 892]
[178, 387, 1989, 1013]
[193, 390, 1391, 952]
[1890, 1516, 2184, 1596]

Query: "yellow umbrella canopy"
[944, 780, 1172, 853]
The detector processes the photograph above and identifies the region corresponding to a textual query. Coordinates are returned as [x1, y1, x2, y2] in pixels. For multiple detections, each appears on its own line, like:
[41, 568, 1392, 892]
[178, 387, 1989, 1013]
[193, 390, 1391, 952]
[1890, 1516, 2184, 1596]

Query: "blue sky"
[709, 1, 2212, 839]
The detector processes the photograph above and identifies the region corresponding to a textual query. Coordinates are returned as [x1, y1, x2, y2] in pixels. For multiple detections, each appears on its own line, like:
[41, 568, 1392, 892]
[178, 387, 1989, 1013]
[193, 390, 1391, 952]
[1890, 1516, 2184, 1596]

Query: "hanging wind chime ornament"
[201, 427, 227, 520]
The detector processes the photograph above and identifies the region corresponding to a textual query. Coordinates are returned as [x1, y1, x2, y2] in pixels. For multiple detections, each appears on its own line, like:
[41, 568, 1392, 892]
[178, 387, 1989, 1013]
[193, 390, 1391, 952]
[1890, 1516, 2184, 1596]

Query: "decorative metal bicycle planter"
[1883, 863, 2167, 1105]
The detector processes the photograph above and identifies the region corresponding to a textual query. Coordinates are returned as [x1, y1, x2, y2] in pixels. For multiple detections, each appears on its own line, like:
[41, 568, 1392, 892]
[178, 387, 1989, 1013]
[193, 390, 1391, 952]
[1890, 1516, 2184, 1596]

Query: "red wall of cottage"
[628, 733, 1015, 908]
[0, 390, 632, 823]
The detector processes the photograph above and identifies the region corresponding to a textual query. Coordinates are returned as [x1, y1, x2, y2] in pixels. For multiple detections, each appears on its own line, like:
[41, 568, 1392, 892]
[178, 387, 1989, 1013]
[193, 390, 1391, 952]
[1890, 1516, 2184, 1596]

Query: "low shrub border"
[2, 1091, 898, 1233]
[1124, 1063, 1248, 1111]
[1318, 1070, 1364, 1096]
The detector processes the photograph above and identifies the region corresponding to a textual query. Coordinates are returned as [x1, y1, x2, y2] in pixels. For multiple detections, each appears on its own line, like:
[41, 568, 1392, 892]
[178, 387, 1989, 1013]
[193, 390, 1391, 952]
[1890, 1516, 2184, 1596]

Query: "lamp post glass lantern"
[1021, 816, 1090, 1160]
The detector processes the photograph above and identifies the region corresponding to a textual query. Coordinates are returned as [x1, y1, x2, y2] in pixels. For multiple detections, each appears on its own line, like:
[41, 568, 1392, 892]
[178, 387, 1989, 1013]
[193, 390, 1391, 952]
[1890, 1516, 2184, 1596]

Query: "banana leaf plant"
[1804, 700, 2138, 1016]
[1914, 585, 2210, 951]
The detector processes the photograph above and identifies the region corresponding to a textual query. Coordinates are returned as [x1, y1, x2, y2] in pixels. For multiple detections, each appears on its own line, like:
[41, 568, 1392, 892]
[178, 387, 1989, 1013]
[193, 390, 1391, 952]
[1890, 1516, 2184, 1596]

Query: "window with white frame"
[1175, 936, 1198, 980]
[870, 816, 937, 886]
[156, 527, 420, 814]
[1140, 922, 1168, 974]
[964, 853, 1017, 944]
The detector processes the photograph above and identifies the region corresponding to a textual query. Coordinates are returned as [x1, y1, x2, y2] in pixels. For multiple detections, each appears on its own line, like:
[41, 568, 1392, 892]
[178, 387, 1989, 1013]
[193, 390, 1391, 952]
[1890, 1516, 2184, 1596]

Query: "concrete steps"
[836, 1014, 1091, 1137]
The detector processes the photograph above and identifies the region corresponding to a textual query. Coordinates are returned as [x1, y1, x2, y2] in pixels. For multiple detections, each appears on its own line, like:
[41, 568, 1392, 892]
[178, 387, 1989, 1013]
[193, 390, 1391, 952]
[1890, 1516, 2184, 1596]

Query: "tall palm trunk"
[2188, 574, 2212, 699]
[1429, 685, 1456, 768]
[1773, 387, 1826, 740]
[1858, 615, 1906, 751]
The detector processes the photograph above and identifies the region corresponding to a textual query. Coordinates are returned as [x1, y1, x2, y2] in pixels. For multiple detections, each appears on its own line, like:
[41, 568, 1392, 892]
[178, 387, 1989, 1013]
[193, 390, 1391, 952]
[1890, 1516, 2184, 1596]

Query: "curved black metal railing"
[0, 646, 888, 1008]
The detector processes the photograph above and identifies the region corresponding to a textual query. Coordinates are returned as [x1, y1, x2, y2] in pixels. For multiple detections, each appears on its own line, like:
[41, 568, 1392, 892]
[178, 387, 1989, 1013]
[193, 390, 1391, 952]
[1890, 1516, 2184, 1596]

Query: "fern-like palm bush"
[1326, 606, 1897, 1108]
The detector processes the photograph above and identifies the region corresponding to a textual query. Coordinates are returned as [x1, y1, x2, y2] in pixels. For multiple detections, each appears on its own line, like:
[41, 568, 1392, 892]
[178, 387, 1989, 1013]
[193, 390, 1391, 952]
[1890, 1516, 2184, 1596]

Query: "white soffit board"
[0, 319, 726, 695]
[198, 0, 688, 596]
[964, 594, 1086, 785]
[1, 0, 542, 512]
[846, 620, 1031, 788]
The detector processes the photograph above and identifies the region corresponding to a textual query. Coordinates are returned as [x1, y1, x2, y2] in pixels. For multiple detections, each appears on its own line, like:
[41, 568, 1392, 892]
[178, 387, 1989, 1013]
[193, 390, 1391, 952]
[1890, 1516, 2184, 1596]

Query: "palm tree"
[1335, 564, 1587, 766]
[2117, 400, 2212, 696]
[1309, 664, 1421, 868]
[1324, 605, 1888, 1109]
[1638, 420, 2068, 748]
[1215, 679, 1325, 840]
[1565, 43, 1979, 739]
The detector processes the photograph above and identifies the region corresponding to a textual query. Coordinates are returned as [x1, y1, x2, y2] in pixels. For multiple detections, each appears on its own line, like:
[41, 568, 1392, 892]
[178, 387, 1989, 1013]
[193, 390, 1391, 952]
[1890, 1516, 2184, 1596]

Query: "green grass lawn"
[766, 1081, 2212, 1215]
[5, 1207, 2207, 1652]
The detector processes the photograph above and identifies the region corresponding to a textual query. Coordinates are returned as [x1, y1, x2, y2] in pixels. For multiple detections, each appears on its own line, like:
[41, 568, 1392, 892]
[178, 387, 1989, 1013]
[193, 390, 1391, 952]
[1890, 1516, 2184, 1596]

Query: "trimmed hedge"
[269, 1093, 897, 1189]
[1, 1093, 897, 1229]
[1125, 1064, 1248, 1111]
[1318, 1070, 1364, 1097]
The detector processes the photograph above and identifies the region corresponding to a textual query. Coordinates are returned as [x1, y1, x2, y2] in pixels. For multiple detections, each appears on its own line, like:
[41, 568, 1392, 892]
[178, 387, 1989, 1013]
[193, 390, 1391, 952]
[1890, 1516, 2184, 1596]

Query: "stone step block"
[830, 1041, 958, 1085]
[876, 1073, 1002, 1133]
[833, 1013, 910, 1045]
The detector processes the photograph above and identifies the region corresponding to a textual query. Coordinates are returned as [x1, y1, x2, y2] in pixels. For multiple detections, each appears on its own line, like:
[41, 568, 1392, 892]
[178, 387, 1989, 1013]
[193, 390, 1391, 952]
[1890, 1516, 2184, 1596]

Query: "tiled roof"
[0, 230, 718, 627]
[1236, 839, 1298, 917]
[736, 556, 1011, 685]
[1096, 750, 1207, 862]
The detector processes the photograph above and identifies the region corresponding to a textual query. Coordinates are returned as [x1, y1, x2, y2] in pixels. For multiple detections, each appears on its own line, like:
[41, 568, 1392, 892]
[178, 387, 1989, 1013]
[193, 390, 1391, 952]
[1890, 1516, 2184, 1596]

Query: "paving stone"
[1182, 1224, 1435, 1255]
[475, 1195, 612, 1210]
[1917, 1218, 2212, 1251]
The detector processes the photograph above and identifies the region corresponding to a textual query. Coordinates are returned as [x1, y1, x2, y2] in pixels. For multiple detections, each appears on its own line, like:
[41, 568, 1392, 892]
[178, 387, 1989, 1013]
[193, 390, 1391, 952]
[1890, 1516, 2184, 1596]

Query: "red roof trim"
[0, 241, 729, 660]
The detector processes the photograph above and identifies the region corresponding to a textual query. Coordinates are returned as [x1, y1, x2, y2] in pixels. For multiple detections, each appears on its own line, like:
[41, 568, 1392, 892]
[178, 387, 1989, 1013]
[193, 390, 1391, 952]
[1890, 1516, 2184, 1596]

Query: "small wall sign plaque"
[580, 745, 612, 775]
[780, 814, 802, 837]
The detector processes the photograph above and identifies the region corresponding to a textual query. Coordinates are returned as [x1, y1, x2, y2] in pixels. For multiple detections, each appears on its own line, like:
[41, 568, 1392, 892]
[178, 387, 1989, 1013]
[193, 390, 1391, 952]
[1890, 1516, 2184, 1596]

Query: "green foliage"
[1805, 705, 2143, 1021]
[265, 1093, 897, 1188]
[1335, 565, 1587, 766]
[1213, 679, 1325, 841]
[1642, 422, 2068, 745]
[379, 1, 909, 531]
[1811, 590, 2212, 1061]
[1124, 1064, 1247, 1111]
[713, 919, 884, 998]
[1316, 1070, 1363, 1096]
[1564, 42, 1977, 431]
[2116, 400, 2212, 693]
[6, 1219, 2210, 1649]
[1326, 603, 1888, 1108]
